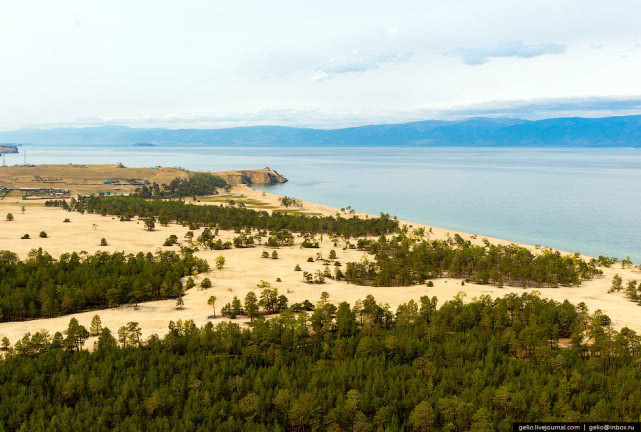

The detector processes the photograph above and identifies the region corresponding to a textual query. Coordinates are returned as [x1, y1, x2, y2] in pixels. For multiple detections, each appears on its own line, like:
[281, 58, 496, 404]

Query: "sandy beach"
[1, 185, 639, 349]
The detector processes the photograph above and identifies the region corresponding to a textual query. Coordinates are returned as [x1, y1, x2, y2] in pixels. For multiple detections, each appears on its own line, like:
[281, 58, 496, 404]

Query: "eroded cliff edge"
[211, 167, 288, 185]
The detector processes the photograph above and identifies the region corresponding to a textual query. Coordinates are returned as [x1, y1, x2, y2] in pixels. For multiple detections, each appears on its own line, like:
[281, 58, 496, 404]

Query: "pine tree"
[90, 315, 102, 336]
[207, 296, 217, 317]
[409, 401, 435, 432]
[625, 280, 639, 301]
[244, 292, 259, 321]
[610, 274, 623, 292]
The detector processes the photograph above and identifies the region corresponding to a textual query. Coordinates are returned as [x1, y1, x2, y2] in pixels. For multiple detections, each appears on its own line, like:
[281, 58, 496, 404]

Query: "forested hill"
[2, 115, 641, 147]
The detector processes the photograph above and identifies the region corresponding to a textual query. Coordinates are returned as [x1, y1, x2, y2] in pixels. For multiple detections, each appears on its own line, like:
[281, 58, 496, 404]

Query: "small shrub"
[39, 231, 48, 238]
[201, 278, 212, 289]
[63, 218, 71, 223]
[163, 234, 178, 246]
[261, 251, 269, 258]
[294, 264, 302, 271]
[427, 281, 434, 287]
[21, 233, 30, 239]
[276, 277, 282, 282]
[5, 213, 13, 221]
[307, 257, 314, 262]
[271, 251, 279, 259]
[100, 238, 108, 246]
[215, 256, 225, 270]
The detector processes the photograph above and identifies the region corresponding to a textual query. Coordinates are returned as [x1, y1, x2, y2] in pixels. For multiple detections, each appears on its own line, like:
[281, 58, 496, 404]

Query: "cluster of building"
[103, 177, 150, 186]
[20, 188, 70, 200]
[32, 174, 62, 182]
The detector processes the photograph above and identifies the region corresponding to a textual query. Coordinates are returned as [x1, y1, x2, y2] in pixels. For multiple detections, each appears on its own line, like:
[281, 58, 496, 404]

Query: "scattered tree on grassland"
[207, 295, 217, 317]
[185, 277, 196, 290]
[215, 255, 225, 270]
[90, 315, 102, 336]
[610, 274, 623, 293]
[244, 292, 259, 321]
[163, 234, 178, 246]
[144, 217, 156, 231]
[279, 196, 302, 208]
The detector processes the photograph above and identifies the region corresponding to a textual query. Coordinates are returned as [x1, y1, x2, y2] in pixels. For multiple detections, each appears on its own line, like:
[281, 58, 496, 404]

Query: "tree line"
[1, 293, 640, 431]
[343, 234, 603, 287]
[0, 249, 208, 322]
[65, 196, 399, 237]
[134, 173, 228, 198]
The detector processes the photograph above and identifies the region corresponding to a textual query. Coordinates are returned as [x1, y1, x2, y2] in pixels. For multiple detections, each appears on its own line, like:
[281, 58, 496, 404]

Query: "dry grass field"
[0, 164, 285, 197]
[0, 164, 189, 195]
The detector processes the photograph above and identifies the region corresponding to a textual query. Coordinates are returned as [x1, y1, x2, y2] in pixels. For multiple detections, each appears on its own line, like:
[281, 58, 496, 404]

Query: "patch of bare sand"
[1, 192, 640, 350]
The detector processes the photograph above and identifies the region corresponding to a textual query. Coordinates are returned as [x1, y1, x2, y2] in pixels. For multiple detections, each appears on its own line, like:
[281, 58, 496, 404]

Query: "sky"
[1, 0, 641, 130]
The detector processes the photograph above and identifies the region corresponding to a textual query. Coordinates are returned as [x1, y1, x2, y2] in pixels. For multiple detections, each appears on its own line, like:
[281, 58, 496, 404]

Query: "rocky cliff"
[212, 167, 288, 185]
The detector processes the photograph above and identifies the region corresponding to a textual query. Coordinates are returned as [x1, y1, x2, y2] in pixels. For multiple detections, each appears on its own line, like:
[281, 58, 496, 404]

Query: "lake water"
[6, 145, 641, 261]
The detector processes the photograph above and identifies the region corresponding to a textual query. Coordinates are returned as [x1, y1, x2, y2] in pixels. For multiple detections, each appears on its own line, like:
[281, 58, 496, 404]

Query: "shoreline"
[240, 185, 589, 260]
[1, 184, 640, 349]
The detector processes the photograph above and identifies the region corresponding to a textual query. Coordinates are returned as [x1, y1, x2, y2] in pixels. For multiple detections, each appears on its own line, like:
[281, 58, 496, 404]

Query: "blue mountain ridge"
[1, 115, 640, 147]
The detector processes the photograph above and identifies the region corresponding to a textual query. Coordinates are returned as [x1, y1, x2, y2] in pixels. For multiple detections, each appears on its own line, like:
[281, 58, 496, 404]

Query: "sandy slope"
[1, 187, 640, 349]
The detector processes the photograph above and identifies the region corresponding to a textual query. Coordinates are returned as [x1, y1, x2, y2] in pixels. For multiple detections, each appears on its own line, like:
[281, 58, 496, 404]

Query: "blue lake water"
[6, 146, 641, 261]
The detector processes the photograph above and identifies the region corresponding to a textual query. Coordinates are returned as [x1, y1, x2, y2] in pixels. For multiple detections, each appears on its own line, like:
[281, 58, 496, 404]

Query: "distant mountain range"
[1, 115, 641, 147]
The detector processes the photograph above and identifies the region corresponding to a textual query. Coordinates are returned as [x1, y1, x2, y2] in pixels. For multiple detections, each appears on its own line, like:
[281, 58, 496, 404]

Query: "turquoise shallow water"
[7, 146, 641, 261]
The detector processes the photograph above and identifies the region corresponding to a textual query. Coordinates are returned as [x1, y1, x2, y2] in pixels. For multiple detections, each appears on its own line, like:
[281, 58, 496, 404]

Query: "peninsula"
[0, 166, 638, 344]
[0, 164, 286, 196]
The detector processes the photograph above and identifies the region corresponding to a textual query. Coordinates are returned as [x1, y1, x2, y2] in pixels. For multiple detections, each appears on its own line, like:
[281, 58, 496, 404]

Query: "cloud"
[312, 51, 411, 80]
[451, 41, 566, 65]
[420, 96, 641, 121]
[311, 70, 329, 81]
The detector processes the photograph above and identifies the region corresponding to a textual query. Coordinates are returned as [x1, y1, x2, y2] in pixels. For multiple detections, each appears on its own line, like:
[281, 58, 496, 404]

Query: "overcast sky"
[1, 0, 641, 129]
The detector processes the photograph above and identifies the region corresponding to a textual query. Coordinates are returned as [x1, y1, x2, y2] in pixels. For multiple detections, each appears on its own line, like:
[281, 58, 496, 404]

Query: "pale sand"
[1, 186, 640, 349]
